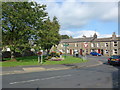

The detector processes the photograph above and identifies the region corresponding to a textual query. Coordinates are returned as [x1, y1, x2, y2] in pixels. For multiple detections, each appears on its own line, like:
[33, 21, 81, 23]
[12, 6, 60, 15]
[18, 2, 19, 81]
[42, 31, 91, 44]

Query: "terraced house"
[57, 32, 120, 56]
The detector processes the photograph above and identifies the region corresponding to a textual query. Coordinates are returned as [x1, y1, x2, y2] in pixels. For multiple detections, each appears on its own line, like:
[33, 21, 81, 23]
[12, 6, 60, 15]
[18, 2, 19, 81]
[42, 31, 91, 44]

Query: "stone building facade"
[57, 32, 120, 56]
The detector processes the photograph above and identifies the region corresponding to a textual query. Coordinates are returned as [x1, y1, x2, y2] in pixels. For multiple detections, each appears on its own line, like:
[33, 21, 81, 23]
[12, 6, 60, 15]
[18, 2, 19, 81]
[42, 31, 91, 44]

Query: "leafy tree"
[61, 35, 70, 39]
[2, 1, 60, 60]
[2, 2, 47, 59]
[36, 16, 61, 54]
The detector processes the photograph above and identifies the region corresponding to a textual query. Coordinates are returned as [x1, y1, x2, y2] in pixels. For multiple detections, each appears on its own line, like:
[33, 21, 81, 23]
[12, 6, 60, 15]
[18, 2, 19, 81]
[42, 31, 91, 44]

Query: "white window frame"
[113, 49, 118, 54]
[105, 50, 108, 54]
[75, 43, 78, 47]
[91, 43, 94, 47]
[105, 43, 108, 47]
[113, 41, 117, 47]
[97, 43, 100, 47]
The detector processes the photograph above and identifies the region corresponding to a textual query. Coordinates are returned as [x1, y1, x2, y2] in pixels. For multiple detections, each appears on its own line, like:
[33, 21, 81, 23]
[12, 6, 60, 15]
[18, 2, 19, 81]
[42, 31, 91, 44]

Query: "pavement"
[1, 56, 104, 75]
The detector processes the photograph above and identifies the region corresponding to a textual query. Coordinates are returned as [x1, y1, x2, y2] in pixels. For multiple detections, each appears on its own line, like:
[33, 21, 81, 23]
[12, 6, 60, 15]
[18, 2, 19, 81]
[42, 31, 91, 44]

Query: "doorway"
[98, 49, 101, 53]
[101, 49, 104, 55]
[80, 49, 83, 55]
[70, 49, 72, 55]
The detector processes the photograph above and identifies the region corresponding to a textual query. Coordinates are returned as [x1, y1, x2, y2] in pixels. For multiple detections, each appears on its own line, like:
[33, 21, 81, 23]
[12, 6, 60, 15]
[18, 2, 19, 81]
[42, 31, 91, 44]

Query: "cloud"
[59, 30, 117, 38]
[34, 0, 118, 29]
[33, 0, 119, 2]
[80, 0, 119, 2]
[59, 30, 98, 38]
[74, 30, 100, 38]
[59, 30, 73, 36]
[101, 7, 118, 21]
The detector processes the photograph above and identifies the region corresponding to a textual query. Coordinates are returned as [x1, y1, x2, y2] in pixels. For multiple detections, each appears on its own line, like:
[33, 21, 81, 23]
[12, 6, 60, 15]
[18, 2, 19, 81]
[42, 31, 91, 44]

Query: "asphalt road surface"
[2, 56, 120, 88]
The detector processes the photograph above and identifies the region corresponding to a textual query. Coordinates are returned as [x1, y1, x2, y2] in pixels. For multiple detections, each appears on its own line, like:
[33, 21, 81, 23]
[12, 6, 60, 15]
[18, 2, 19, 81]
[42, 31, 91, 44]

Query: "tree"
[61, 35, 70, 39]
[2, 1, 61, 60]
[2, 2, 47, 59]
[36, 16, 61, 54]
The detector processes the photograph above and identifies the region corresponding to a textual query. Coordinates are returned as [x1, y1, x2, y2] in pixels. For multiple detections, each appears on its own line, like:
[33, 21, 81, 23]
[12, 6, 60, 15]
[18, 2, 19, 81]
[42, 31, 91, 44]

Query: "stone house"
[57, 32, 120, 56]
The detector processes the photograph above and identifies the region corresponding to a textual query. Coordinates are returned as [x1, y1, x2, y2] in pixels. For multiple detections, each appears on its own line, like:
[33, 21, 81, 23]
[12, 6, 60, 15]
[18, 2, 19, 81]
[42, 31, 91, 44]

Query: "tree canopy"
[60, 35, 71, 39]
[2, 2, 60, 59]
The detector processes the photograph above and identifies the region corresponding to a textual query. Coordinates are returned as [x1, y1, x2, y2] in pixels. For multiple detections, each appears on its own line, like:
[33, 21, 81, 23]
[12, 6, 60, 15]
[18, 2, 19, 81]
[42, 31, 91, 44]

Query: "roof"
[61, 37, 93, 43]
[60, 37, 120, 43]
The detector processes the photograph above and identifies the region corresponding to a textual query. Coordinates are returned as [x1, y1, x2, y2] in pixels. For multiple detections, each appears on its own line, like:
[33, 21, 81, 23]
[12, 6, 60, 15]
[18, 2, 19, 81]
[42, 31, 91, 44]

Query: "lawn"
[1, 56, 87, 67]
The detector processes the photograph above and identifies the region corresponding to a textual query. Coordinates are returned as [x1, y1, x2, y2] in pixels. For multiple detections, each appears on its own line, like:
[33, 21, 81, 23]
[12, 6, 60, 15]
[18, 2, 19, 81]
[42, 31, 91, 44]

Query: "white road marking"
[9, 74, 72, 85]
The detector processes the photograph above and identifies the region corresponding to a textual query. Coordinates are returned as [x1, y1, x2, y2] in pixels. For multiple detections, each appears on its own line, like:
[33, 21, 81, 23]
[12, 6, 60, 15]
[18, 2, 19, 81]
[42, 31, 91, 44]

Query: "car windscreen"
[110, 56, 120, 59]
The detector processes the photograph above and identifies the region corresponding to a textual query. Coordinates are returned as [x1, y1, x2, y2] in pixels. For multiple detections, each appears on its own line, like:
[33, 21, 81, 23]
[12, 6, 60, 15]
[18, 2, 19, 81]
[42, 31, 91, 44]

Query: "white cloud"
[59, 30, 73, 36]
[35, 0, 118, 29]
[33, 0, 119, 2]
[33, 0, 118, 38]
[80, 0, 119, 2]
[101, 7, 118, 21]
[59, 30, 116, 38]
[73, 30, 100, 38]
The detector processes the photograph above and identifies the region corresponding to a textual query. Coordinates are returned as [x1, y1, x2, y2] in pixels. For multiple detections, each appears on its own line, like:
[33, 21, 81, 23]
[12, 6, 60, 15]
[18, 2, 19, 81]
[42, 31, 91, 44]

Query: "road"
[2, 56, 120, 88]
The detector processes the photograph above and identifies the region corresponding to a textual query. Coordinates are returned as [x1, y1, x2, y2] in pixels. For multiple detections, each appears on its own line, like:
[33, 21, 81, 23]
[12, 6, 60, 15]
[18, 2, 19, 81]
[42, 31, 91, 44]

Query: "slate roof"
[60, 37, 120, 43]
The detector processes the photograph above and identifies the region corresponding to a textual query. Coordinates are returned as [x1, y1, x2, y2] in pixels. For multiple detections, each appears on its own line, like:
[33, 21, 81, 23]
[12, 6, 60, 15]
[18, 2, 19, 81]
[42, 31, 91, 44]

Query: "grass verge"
[1, 56, 87, 67]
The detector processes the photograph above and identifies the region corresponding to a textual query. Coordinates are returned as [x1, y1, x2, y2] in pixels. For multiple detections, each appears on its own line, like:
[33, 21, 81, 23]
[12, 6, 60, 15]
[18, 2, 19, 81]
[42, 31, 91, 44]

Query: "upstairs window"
[105, 50, 108, 54]
[113, 49, 118, 54]
[75, 43, 78, 47]
[105, 43, 108, 47]
[97, 43, 100, 47]
[113, 41, 117, 47]
[91, 43, 95, 47]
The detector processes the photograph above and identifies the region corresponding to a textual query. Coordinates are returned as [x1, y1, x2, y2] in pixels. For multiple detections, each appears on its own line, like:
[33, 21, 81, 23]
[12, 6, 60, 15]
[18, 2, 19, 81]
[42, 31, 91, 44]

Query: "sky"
[32, 0, 119, 38]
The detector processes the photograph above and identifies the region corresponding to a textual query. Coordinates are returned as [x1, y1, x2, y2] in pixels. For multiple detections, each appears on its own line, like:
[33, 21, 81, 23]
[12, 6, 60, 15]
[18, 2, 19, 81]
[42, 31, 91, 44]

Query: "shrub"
[2, 51, 11, 58]
[22, 50, 36, 56]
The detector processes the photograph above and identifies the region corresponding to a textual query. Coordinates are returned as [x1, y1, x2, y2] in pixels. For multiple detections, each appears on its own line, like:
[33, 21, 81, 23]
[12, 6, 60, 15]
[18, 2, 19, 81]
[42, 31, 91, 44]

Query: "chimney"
[93, 33, 97, 39]
[82, 35, 86, 38]
[112, 32, 116, 39]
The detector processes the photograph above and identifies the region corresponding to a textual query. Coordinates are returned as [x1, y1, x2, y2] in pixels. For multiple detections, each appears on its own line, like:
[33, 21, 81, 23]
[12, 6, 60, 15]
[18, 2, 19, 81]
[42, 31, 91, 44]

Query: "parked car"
[108, 55, 120, 65]
[90, 52, 101, 56]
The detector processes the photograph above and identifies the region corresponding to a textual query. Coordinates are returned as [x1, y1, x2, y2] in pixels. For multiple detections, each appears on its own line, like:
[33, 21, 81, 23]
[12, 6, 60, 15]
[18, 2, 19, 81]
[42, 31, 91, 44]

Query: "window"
[75, 43, 78, 47]
[77, 44, 78, 47]
[113, 49, 118, 54]
[91, 43, 93, 47]
[113, 41, 117, 47]
[91, 49, 95, 52]
[97, 43, 100, 47]
[105, 50, 108, 54]
[91, 43, 95, 47]
[67, 49, 69, 53]
[105, 43, 108, 47]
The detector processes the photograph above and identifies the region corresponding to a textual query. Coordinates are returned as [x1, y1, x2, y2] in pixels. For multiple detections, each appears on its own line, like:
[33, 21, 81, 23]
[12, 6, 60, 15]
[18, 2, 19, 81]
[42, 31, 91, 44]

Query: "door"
[101, 49, 104, 55]
[70, 49, 72, 55]
[80, 49, 83, 55]
[98, 49, 100, 53]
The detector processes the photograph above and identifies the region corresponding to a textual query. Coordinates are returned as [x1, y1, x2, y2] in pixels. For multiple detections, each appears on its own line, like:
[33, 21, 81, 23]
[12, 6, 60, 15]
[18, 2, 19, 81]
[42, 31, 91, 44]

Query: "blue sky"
[33, 0, 119, 38]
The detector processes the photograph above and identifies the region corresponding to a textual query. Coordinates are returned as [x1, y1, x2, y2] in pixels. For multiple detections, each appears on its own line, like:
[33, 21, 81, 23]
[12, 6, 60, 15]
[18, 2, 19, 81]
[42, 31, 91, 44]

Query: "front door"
[70, 49, 72, 55]
[80, 49, 82, 55]
[98, 49, 100, 53]
[101, 49, 104, 55]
